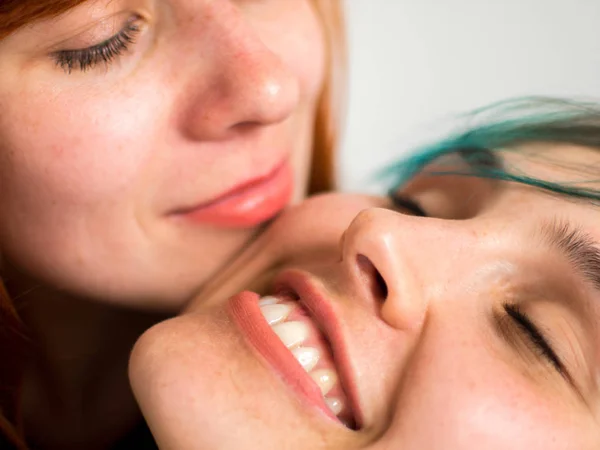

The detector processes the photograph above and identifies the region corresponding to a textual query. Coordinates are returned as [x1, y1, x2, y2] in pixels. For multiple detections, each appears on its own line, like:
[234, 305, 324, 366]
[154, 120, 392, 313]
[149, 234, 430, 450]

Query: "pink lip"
[228, 270, 362, 429]
[273, 270, 363, 428]
[228, 291, 340, 424]
[172, 160, 293, 228]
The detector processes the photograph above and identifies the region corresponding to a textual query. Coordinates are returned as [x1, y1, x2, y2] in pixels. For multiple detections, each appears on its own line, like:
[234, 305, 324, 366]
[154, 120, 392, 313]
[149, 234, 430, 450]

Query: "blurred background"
[340, 0, 600, 191]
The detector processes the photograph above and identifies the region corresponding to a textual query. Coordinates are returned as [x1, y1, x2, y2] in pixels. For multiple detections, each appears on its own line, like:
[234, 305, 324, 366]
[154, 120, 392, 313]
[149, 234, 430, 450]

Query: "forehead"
[499, 144, 600, 218]
[411, 142, 600, 243]
[508, 143, 600, 184]
[423, 143, 600, 203]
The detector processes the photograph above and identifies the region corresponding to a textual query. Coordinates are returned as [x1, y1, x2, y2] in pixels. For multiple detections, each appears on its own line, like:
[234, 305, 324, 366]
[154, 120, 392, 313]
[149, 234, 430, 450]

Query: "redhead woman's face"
[130, 145, 600, 449]
[0, 0, 325, 306]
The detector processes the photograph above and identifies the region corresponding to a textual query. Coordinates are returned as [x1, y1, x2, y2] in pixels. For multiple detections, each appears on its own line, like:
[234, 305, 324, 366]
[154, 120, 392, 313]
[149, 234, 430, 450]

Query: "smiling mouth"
[228, 272, 360, 430]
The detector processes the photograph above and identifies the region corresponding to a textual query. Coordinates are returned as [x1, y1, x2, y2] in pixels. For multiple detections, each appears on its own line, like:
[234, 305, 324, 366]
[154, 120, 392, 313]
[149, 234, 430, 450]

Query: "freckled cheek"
[295, 40, 326, 102]
[270, 18, 327, 104]
[390, 334, 582, 449]
[0, 87, 166, 204]
[434, 373, 579, 448]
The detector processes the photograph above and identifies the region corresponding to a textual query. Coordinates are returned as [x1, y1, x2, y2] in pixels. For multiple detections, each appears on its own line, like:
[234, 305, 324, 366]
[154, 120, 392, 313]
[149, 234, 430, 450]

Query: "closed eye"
[389, 192, 427, 217]
[503, 303, 567, 378]
[51, 16, 142, 73]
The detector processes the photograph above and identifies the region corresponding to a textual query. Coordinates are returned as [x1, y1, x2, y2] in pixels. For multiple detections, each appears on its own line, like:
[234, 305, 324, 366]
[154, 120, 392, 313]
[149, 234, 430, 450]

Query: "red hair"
[0, 1, 346, 447]
[0, 283, 28, 449]
[308, 0, 346, 193]
[0, 1, 88, 39]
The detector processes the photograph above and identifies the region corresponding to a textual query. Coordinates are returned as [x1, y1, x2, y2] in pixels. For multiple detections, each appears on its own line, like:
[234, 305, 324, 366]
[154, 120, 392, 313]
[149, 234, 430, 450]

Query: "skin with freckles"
[130, 145, 600, 449]
[0, 0, 325, 306]
[0, 1, 333, 447]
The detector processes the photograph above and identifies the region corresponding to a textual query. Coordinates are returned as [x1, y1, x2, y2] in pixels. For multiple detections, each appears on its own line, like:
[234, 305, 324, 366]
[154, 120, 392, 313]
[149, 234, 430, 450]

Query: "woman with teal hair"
[129, 97, 600, 449]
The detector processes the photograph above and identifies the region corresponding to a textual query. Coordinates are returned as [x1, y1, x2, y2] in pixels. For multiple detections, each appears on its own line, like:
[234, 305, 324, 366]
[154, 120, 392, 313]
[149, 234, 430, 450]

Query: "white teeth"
[260, 304, 293, 326]
[291, 347, 320, 372]
[325, 397, 344, 416]
[271, 321, 309, 349]
[310, 369, 338, 396]
[258, 296, 280, 306]
[259, 298, 346, 419]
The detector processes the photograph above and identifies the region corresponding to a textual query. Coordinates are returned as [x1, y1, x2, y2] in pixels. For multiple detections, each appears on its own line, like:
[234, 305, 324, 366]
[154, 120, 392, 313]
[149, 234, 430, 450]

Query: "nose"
[341, 208, 472, 331]
[182, 14, 300, 140]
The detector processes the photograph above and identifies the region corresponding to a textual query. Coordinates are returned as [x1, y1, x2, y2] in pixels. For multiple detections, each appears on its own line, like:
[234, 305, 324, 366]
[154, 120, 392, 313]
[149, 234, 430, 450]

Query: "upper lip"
[170, 159, 287, 215]
[272, 269, 363, 429]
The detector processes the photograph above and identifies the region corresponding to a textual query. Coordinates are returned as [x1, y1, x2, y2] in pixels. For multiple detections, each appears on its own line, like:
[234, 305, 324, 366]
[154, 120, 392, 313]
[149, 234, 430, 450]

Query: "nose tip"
[245, 64, 300, 126]
[342, 208, 428, 331]
[184, 48, 300, 141]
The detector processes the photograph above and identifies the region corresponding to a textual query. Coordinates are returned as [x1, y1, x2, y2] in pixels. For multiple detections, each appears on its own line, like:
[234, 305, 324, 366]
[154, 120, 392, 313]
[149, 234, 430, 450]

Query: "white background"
[340, 0, 600, 191]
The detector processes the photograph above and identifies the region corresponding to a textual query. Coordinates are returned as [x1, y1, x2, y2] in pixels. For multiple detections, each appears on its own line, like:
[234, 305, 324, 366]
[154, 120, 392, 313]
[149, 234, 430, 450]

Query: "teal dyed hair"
[379, 97, 600, 203]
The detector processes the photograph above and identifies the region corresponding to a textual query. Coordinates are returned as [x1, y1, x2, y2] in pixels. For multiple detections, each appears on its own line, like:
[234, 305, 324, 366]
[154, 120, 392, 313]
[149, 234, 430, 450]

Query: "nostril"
[356, 254, 388, 303]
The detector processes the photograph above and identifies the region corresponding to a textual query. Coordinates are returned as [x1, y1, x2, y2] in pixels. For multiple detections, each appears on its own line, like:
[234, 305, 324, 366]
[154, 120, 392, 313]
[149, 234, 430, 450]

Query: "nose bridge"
[182, 4, 300, 140]
[342, 208, 474, 331]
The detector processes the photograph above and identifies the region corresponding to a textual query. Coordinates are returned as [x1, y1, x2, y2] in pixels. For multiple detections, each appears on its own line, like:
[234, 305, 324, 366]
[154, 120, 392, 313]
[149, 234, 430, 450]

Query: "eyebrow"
[450, 149, 600, 293]
[537, 218, 600, 293]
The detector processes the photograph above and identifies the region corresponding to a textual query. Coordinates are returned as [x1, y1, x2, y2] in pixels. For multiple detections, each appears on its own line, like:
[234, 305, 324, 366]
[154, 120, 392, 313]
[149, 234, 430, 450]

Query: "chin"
[129, 279, 357, 449]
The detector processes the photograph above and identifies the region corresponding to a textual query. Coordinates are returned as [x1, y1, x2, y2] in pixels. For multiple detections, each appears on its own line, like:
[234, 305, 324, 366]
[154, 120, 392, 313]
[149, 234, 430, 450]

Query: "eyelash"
[504, 303, 565, 375]
[52, 19, 142, 74]
[389, 192, 427, 216]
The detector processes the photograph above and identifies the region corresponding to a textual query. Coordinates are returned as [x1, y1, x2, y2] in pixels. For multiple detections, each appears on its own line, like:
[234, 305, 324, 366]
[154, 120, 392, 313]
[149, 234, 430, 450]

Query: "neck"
[6, 267, 168, 449]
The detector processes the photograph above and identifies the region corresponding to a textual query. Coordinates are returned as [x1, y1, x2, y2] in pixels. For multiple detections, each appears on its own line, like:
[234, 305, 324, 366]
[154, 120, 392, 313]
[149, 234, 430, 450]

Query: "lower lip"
[175, 161, 294, 228]
[273, 270, 362, 429]
[228, 291, 341, 424]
